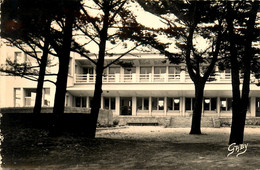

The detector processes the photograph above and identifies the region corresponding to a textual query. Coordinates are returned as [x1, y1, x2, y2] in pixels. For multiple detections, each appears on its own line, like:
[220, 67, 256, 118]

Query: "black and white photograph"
[0, 0, 259, 169]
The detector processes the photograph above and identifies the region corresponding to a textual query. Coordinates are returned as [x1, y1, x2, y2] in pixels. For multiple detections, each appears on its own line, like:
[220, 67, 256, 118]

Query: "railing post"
[180, 70, 186, 82]
[132, 73, 136, 83]
[164, 73, 168, 82]
[149, 73, 152, 82]
[87, 73, 89, 83]
[115, 73, 120, 82]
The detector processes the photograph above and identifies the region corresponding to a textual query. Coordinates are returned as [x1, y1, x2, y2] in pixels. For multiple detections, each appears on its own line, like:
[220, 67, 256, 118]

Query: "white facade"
[0, 43, 57, 108]
[1, 44, 260, 117]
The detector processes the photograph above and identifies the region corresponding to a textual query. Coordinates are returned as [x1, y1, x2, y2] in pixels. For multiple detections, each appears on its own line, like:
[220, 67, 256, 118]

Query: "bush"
[113, 119, 119, 126]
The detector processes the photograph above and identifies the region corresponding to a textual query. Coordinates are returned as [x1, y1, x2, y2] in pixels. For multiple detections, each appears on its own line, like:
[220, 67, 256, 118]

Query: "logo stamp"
[227, 143, 248, 157]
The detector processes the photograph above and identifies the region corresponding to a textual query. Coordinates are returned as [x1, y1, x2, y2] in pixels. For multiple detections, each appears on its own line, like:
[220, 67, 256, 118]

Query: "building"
[0, 42, 260, 118]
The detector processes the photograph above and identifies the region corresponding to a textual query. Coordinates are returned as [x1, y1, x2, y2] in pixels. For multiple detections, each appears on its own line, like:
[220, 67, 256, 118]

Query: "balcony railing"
[76, 73, 182, 83]
[75, 72, 257, 84]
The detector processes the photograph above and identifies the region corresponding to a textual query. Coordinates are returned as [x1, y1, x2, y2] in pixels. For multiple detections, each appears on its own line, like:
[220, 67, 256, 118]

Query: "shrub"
[113, 119, 119, 126]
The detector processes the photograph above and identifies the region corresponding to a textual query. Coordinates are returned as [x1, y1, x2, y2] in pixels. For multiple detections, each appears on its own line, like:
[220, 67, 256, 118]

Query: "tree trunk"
[53, 15, 74, 115]
[228, 1, 257, 144]
[88, 60, 104, 138]
[88, 5, 109, 138]
[33, 23, 50, 114]
[190, 81, 205, 134]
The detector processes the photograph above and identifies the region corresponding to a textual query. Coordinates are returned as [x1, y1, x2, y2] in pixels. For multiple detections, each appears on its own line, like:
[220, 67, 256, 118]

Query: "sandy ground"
[2, 126, 260, 169]
[96, 126, 260, 144]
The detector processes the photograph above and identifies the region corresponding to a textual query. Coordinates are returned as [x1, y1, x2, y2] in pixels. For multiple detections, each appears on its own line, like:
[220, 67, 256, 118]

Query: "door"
[120, 97, 132, 115]
[256, 98, 260, 117]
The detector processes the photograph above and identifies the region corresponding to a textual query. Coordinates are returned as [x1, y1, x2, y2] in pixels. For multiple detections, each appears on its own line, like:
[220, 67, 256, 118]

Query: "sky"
[75, 0, 214, 55]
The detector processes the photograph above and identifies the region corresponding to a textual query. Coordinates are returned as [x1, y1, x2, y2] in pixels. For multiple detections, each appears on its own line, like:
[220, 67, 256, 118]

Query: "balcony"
[74, 72, 243, 84]
[76, 73, 181, 83]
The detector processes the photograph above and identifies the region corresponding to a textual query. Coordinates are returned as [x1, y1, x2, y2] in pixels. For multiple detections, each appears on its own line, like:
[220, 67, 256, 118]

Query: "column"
[165, 66, 169, 82]
[180, 66, 186, 82]
[136, 66, 140, 83]
[217, 97, 220, 117]
[149, 96, 152, 116]
[251, 97, 256, 117]
[21, 88, 24, 107]
[86, 96, 89, 108]
[132, 96, 137, 116]
[115, 96, 120, 116]
[182, 97, 186, 117]
[180, 97, 183, 116]
[115, 73, 120, 82]
[132, 73, 136, 83]
[164, 96, 167, 115]
[101, 96, 104, 109]
[151, 66, 154, 82]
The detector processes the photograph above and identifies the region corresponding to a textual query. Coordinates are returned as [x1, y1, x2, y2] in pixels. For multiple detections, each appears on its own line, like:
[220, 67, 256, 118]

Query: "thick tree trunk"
[228, 39, 241, 144]
[228, 2, 257, 144]
[227, 2, 241, 144]
[235, 1, 259, 144]
[190, 82, 205, 134]
[33, 24, 50, 114]
[53, 15, 74, 115]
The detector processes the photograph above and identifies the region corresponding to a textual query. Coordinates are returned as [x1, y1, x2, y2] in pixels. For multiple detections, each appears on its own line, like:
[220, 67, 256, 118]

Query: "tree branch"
[104, 43, 142, 69]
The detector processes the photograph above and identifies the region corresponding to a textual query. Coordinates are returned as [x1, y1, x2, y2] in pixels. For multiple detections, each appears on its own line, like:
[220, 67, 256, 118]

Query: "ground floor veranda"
[65, 92, 260, 118]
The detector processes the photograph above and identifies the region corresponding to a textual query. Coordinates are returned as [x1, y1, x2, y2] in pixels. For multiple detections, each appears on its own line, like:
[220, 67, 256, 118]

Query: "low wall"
[114, 116, 171, 126]
[113, 116, 260, 128]
[0, 107, 91, 114]
[220, 117, 260, 127]
[0, 107, 113, 128]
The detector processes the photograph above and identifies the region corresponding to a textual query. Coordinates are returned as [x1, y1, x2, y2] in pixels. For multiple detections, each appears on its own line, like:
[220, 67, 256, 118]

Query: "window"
[154, 66, 166, 81]
[154, 66, 166, 74]
[140, 67, 152, 81]
[76, 97, 81, 107]
[108, 67, 120, 82]
[152, 97, 164, 110]
[167, 98, 180, 111]
[109, 67, 120, 74]
[169, 66, 181, 80]
[124, 67, 136, 82]
[89, 97, 93, 108]
[83, 67, 94, 81]
[203, 98, 217, 111]
[43, 88, 51, 106]
[83, 67, 94, 74]
[185, 98, 195, 111]
[24, 89, 37, 106]
[221, 98, 232, 111]
[124, 67, 136, 74]
[14, 52, 22, 64]
[75, 97, 87, 107]
[103, 97, 116, 110]
[66, 95, 69, 106]
[140, 67, 152, 75]
[14, 88, 21, 107]
[137, 97, 149, 111]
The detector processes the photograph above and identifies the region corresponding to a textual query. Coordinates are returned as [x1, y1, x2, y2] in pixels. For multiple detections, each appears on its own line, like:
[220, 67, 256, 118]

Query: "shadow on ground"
[1, 126, 260, 169]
